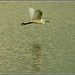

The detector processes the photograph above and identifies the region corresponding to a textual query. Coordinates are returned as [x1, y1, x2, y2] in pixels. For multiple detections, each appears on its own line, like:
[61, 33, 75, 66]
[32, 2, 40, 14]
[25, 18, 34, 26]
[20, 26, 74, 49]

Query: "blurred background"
[0, 1, 75, 74]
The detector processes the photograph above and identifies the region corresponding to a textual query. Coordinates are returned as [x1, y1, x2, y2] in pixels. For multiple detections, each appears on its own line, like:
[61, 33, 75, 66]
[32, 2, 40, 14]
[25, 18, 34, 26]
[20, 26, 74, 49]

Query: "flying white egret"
[21, 8, 50, 26]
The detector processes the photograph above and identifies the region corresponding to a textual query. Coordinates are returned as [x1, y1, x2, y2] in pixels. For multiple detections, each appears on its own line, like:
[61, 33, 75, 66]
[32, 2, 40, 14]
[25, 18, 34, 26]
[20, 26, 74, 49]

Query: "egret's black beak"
[46, 21, 50, 22]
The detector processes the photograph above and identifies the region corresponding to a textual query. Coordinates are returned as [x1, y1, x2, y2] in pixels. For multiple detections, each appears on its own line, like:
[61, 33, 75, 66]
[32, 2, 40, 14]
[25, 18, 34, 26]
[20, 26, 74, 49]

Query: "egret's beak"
[46, 21, 50, 22]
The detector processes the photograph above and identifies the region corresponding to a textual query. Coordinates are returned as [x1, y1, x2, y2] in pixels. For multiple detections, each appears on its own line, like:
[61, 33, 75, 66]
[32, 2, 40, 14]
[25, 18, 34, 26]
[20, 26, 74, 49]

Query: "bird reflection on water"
[31, 44, 42, 73]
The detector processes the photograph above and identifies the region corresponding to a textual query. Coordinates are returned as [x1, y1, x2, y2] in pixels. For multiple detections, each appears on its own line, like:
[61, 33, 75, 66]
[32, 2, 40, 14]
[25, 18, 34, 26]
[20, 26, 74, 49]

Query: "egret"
[21, 8, 50, 26]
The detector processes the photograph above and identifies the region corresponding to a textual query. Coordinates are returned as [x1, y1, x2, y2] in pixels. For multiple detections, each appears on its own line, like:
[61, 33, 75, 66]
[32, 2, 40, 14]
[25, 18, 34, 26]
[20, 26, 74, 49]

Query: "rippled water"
[0, 1, 75, 74]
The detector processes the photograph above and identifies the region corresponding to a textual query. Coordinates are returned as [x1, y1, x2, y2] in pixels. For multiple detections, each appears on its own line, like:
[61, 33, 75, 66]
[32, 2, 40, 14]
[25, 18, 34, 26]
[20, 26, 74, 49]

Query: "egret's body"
[21, 8, 49, 26]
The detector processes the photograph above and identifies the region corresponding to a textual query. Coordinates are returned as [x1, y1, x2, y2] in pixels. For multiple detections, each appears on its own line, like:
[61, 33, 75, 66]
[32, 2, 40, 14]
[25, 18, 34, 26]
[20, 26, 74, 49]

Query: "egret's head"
[41, 19, 45, 24]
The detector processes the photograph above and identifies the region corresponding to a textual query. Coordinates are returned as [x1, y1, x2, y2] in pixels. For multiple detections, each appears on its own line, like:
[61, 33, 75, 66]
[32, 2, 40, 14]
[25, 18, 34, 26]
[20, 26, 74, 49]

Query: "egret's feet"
[21, 23, 26, 26]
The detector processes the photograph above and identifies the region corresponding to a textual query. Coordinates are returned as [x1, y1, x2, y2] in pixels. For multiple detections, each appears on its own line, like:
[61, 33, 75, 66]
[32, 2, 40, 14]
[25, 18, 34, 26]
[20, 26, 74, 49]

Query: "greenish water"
[0, 1, 75, 74]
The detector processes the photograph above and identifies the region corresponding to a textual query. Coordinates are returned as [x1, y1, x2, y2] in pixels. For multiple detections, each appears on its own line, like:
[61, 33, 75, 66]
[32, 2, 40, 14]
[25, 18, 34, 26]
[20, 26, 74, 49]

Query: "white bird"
[21, 8, 50, 26]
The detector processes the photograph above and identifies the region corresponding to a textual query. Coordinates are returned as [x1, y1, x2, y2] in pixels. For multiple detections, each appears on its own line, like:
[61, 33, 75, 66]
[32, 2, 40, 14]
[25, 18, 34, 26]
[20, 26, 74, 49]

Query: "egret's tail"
[21, 22, 34, 26]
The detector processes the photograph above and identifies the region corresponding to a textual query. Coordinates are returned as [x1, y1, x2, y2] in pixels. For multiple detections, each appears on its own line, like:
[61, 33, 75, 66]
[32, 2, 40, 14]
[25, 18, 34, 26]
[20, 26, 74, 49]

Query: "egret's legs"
[21, 22, 34, 26]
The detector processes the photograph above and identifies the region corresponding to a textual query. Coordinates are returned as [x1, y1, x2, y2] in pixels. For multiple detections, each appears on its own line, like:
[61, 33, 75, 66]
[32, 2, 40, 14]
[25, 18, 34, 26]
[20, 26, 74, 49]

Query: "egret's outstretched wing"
[32, 9, 43, 20]
[29, 8, 35, 20]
